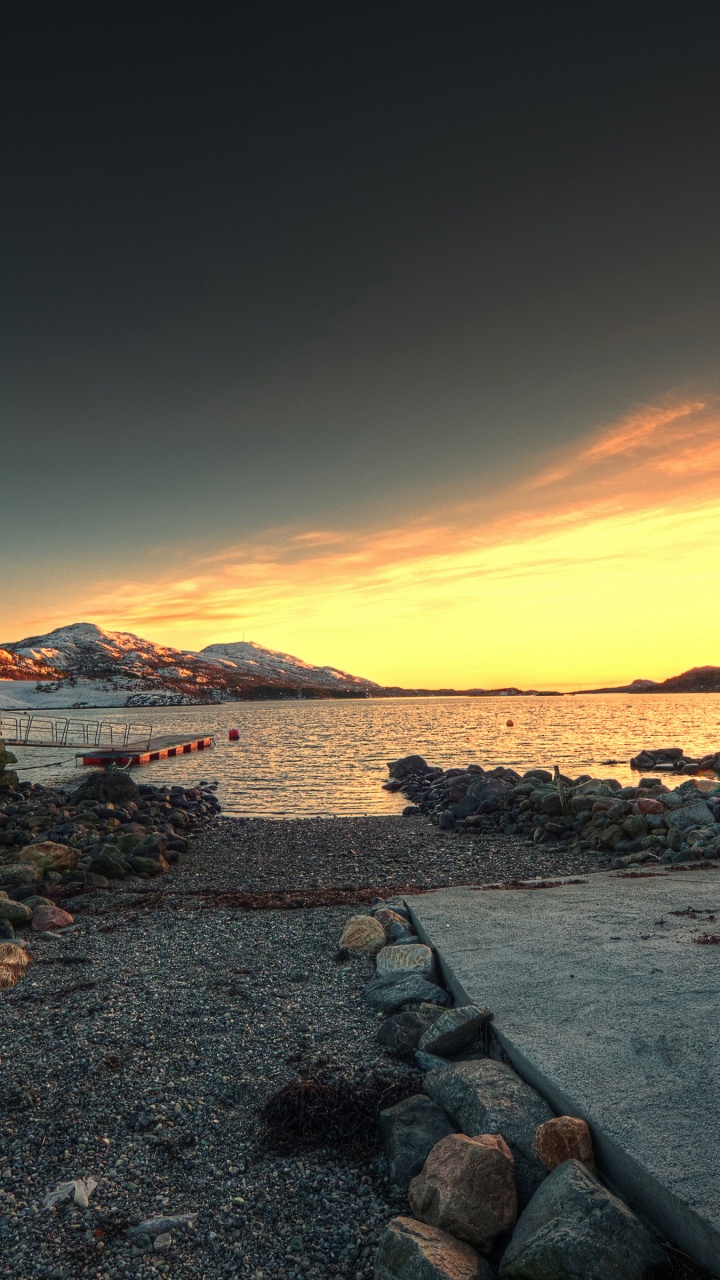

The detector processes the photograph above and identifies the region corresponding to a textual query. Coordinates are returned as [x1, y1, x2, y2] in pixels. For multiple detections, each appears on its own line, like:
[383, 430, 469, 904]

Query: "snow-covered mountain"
[199, 640, 374, 691]
[0, 622, 379, 706]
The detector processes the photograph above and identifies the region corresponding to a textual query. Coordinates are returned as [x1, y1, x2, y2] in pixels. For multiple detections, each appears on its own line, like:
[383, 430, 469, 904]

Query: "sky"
[2, 3, 720, 688]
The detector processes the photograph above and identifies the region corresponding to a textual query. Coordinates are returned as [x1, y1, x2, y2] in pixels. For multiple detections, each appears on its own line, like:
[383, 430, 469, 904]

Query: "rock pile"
[0, 770, 221, 939]
[338, 898, 669, 1279]
[384, 755, 720, 865]
[630, 745, 720, 774]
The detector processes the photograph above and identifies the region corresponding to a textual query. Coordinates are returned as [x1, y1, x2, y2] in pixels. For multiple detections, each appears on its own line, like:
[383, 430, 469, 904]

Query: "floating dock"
[79, 734, 215, 768]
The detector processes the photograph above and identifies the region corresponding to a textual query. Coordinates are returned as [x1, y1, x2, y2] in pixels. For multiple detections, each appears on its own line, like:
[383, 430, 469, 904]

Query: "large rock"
[532, 1116, 596, 1174]
[376, 944, 436, 982]
[365, 974, 451, 1013]
[71, 771, 139, 804]
[409, 1132, 517, 1252]
[0, 899, 32, 924]
[378, 1005, 445, 1056]
[423, 1060, 551, 1206]
[0, 942, 30, 990]
[340, 914, 387, 956]
[664, 800, 715, 832]
[499, 1159, 666, 1279]
[388, 755, 429, 779]
[0, 864, 42, 887]
[379, 1094, 456, 1190]
[374, 1216, 493, 1280]
[19, 841, 79, 872]
[32, 904, 74, 932]
[418, 1006, 491, 1058]
[129, 854, 170, 877]
[89, 848, 128, 879]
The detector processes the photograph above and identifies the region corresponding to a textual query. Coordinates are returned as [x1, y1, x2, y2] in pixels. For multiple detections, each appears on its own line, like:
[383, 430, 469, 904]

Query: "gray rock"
[378, 1005, 444, 1056]
[376, 943, 436, 982]
[499, 1159, 666, 1279]
[72, 771, 140, 804]
[388, 755, 429, 779]
[418, 1006, 491, 1058]
[127, 1211, 198, 1236]
[0, 919, 15, 940]
[365, 974, 451, 1013]
[0, 899, 32, 924]
[374, 1215, 493, 1280]
[379, 1094, 456, 1190]
[90, 848, 128, 878]
[0, 864, 42, 887]
[665, 800, 715, 832]
[415, 1050, 449, 1071]
[424, 1059, 551, 1206]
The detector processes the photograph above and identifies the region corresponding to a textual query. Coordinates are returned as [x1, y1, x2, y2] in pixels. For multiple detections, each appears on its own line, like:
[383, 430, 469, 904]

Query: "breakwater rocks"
[630, 745, 720, 774]
[0, 768, 220, 939]
[385, 755, 720, 865]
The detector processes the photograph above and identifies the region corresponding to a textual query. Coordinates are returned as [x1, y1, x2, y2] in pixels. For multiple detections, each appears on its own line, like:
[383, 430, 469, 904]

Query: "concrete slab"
[406, 868, 720, 1275]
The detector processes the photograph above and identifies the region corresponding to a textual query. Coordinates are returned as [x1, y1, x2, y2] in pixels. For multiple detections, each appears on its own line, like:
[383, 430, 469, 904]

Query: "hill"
[0, 623, 379, 707]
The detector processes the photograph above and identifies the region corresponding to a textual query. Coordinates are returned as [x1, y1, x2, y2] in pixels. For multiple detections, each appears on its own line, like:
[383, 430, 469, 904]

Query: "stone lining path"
[405, 866, 720, 1276]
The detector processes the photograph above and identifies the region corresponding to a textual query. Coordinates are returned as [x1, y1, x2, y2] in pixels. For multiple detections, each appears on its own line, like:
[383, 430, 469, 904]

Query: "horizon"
[0, 616, 716, 695]
[2, 9, 720, 689]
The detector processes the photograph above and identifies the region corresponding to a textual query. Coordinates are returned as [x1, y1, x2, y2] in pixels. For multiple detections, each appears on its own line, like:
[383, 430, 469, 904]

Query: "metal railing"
[0, 714, 154, 750]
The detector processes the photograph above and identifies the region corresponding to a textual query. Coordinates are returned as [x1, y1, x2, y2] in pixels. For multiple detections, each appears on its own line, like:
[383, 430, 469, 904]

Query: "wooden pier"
[79, 734, 215, 768]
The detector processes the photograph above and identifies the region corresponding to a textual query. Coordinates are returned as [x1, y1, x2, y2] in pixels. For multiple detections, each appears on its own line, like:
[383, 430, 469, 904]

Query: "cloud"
[76, 395, 720, 686]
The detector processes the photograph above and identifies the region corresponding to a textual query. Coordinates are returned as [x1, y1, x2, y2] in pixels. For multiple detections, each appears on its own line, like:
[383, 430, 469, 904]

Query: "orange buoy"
[228, 728, 240, 741]
[506, 719, 514, 727]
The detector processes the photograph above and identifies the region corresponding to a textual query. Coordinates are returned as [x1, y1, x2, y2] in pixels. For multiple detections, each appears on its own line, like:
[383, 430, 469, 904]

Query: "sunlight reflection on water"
[7, 694, 720, 817]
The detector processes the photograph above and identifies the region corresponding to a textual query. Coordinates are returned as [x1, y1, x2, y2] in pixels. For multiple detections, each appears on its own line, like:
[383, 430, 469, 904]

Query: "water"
[4, 694, 720, 817]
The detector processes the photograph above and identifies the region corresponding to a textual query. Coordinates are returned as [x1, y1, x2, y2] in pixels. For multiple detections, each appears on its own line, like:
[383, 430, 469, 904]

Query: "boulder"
[665, 800, 715, 832]
[532, 1116, 596, 1174]
[339, 914, 387, 956]
[116, 833, 145, 855]
[19, 841, 79, 872]
[0, 920, 14, 940]
[0, 942, 30, 990]
[90, 848, 128, 879]
[131, 833, 168, 858]
[418, 1006, 491, 1058]
[365, 974, 451, 1013]
[0, 899, 32, 925]
[424, 1060, 551, 1206]
[379, 1094, 456, 1189]
[0, 864, 42, 887]
[71, 771, 140, 804]
[408, 1132, 517, 1252]
[376, 943, 436, 982]
[0, 771, 19, 790]
[32, 904, 74, 931]
[375, 907, 415, 938]
[378, 1005, 445, 1056]
[374, 1216, 493, 1280]
[637, 798, 664, 815]
[499, 1159, 666, 1279]
[128, 855, 170, 877]
[388, 755, 429, 779]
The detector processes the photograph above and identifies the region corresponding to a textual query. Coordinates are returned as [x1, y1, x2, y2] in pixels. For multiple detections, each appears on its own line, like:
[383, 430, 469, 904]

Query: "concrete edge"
[406, 893, 720, 1278]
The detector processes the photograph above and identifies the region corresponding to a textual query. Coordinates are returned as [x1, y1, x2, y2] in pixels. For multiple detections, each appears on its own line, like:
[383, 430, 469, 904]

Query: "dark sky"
[3, 2, 720, 582]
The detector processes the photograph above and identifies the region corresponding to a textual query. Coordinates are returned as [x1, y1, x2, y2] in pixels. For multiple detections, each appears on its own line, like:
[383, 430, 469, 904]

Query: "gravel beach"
[0, 815, 605, 1280]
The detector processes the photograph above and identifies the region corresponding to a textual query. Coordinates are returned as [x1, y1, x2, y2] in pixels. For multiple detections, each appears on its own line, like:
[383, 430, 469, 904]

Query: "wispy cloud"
[75, 395, 720, 687]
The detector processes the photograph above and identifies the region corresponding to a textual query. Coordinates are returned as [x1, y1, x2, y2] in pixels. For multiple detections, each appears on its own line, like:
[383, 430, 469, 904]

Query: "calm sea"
[4, 694, 720, 817]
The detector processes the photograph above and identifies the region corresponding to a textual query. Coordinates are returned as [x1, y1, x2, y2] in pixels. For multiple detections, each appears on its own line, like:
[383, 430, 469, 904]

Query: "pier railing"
[0, 714, 154, 751]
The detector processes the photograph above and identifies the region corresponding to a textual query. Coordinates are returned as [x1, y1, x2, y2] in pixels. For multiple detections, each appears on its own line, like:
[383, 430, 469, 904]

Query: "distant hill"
[0, 622, 380, 706]
[579, 666, 720, 694]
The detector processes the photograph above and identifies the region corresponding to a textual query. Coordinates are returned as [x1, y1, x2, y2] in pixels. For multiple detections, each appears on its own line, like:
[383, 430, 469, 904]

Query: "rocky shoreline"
[0, 752, 713, 1279]
[384, 753, 720, 866]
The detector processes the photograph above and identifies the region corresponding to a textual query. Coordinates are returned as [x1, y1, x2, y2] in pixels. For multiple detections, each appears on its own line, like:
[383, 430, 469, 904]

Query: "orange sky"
[8, 396, 720, 689]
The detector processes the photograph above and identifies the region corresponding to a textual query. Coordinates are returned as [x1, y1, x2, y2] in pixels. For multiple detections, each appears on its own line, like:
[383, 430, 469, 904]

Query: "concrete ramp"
[406, 868, 720, 1275]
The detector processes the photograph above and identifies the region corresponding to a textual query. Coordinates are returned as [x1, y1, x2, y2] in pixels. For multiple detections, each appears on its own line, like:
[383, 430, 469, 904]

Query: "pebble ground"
[0, 815, 606, 1279]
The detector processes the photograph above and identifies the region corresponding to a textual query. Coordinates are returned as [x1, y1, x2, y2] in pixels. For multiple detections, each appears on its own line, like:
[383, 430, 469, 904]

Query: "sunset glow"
[12, 396, 713, 691]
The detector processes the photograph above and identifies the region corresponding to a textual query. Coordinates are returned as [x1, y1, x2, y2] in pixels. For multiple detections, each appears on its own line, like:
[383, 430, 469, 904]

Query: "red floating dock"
[79, 734, 215, 768]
